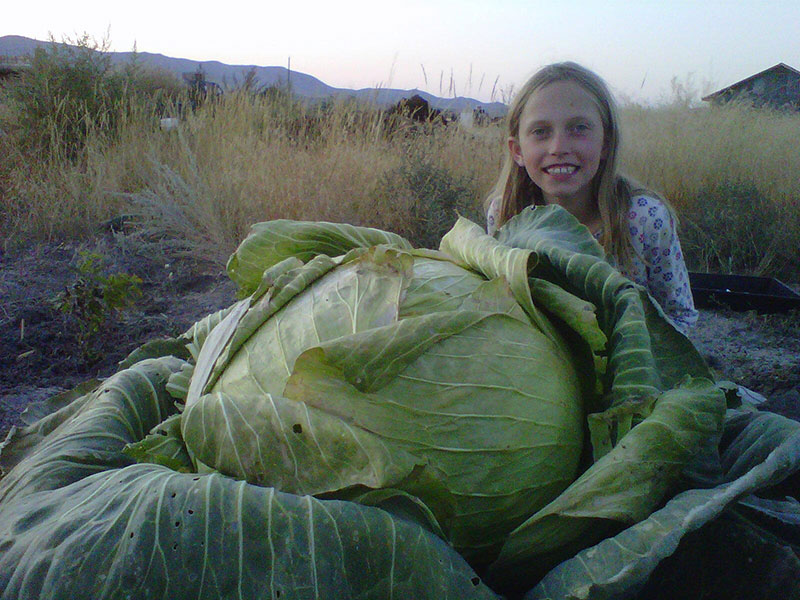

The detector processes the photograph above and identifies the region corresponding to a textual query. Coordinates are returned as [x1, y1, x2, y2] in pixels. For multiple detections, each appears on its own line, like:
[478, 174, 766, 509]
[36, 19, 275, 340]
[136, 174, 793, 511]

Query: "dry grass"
[619, 101, 800, 278]
[620, 101, 800, 211]
[1, 86, 798, 280]
[0, 91, 499, 259]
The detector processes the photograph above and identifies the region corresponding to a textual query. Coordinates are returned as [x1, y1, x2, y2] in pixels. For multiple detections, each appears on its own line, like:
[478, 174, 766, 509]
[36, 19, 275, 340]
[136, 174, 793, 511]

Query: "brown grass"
[1, 88, 798, 279]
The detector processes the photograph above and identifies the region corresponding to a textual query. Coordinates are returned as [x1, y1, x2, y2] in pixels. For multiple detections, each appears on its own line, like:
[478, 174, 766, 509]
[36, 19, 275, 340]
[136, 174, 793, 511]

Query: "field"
[1, 42, 800, 407]
[1, 45, 800, 599]
[1, 45, 799, 281]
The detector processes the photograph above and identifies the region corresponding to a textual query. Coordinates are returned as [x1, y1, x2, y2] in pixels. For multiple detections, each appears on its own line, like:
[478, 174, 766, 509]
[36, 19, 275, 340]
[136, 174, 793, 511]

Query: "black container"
[689, 272, 800, 313]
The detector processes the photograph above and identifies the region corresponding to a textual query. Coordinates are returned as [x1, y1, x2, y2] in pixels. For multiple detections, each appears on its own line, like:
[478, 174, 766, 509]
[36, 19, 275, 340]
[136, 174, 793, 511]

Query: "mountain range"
[0, 35, 507, 117]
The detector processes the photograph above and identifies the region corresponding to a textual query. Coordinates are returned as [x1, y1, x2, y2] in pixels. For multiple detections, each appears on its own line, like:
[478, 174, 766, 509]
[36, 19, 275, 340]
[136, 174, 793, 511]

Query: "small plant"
[53, 251, 143, 362]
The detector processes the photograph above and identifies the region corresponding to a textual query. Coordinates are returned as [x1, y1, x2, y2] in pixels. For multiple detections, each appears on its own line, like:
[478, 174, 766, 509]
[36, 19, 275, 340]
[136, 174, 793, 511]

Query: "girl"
[486, 62, 698, 333]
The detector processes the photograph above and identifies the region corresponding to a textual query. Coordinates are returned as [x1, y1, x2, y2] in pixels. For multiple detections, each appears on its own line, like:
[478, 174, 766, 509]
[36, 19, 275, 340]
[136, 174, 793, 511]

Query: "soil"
[1, 233, 799, 439]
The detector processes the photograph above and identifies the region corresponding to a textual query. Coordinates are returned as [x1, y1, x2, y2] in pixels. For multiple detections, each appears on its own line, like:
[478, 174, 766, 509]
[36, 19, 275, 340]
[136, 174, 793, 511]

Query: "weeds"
[378, 156, 483, 248]
[53, 251, 142, 362]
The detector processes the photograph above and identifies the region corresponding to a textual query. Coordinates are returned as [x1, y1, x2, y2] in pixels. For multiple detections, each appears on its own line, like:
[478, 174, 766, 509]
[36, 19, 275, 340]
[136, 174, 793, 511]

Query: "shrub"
[1, 34, 125, 160]
[1, 34, 180, 161]
[379, 156, 483, 248]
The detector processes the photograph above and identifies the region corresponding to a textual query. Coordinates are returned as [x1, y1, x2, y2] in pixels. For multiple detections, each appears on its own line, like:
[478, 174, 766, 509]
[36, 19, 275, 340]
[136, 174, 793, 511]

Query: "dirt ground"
[1, 233, 799, 439]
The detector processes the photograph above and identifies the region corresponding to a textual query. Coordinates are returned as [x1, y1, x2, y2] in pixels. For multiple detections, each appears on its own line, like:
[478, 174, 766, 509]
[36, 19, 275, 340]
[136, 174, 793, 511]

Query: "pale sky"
[5, 0, 799, 104]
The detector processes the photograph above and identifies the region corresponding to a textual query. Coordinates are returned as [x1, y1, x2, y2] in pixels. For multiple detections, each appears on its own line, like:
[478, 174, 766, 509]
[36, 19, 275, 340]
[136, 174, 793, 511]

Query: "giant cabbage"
[1, 206, 798, 599]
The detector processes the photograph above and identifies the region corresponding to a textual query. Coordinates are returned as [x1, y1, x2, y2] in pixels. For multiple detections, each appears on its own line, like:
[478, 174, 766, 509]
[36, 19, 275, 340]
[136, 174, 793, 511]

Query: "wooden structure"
[702, 63, 800, 111]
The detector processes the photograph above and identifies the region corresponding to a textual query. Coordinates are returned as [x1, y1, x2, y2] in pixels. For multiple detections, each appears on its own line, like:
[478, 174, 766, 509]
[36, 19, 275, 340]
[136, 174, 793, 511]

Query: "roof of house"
[701, 63, 800, 101]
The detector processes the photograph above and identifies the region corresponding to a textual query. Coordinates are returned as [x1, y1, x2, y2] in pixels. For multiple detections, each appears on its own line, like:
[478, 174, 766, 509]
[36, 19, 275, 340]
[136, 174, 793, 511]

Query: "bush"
[377, 156, 484, 248]
[1, 34, 180, 161]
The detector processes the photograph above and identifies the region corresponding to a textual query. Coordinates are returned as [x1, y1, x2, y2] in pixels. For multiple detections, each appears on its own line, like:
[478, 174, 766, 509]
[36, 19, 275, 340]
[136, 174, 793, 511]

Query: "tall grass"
[619, 101, 800, 279]
[1, 87, 500, 259]
[1, 58, 798, 280]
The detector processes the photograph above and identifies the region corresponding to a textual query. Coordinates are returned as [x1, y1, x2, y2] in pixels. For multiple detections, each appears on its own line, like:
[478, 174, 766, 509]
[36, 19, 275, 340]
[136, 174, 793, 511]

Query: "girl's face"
[509, 80, 607, 211]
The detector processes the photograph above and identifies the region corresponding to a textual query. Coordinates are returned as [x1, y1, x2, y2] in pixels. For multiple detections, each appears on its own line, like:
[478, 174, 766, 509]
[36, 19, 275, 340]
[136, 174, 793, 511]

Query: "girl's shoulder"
[627, 193, 670, 213]
[626, 194, 675, 230]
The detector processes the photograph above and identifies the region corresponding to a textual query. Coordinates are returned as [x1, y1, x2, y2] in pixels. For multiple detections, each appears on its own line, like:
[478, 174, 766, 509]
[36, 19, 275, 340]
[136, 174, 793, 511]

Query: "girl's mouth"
[543, 165, 579, 181]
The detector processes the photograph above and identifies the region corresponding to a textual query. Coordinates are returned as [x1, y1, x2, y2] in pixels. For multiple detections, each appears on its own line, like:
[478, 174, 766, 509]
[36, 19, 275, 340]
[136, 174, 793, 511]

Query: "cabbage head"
[183, 225, 585, 561]
[2, 206, 799, 600]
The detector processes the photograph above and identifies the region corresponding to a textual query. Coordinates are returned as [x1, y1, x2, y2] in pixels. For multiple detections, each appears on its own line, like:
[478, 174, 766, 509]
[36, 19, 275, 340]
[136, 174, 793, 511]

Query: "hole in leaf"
[471, 576, 481, 586]
[187, 509, 194, 515]
[175, 521, 180, 528]
[292, 424, 303, 434]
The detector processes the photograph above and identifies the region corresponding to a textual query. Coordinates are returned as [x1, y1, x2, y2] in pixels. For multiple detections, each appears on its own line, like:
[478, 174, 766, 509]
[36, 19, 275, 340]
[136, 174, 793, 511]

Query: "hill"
[0, 35, 508, 117]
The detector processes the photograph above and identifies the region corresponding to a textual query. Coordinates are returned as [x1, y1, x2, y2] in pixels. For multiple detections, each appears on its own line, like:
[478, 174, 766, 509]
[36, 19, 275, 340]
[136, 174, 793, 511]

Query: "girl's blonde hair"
[488, 61, 652, 268]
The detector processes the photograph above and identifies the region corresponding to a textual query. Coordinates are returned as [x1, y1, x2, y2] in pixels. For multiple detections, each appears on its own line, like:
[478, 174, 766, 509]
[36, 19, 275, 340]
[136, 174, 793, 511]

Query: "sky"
[5, 0, 800, 105]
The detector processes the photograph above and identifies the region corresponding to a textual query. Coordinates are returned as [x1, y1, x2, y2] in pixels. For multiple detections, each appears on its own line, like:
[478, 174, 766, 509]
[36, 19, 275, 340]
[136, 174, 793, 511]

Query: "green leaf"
[489, 377, 725, 586]
[284, 311, 585, 560]
[0, 359, 498, 600]
[181, 390, 432, 494]
[204, 247, 413, 402]
[123, 413, 193, 471]
[226, 219, 414, 296]
[525, 410, 800, 600]
[118, 337, 191, 369]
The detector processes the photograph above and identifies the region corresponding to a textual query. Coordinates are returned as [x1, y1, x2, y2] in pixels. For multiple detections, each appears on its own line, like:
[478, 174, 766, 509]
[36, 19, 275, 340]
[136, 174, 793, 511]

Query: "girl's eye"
[530, 127, 548, 138]
[572, 123, 590, 134]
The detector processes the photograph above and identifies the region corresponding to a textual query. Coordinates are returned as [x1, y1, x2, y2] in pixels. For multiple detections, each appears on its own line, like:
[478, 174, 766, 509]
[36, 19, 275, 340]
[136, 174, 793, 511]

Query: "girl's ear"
[508, 137, 525, 167]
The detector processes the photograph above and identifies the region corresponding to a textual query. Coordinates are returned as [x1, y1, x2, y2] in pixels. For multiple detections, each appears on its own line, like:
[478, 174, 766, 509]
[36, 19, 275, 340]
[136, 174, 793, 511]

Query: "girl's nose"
[548, 130, 570, 155]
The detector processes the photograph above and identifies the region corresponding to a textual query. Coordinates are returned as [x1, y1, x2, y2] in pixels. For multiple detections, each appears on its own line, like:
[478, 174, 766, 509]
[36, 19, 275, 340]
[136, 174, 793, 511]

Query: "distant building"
[701, 63, 800, 111]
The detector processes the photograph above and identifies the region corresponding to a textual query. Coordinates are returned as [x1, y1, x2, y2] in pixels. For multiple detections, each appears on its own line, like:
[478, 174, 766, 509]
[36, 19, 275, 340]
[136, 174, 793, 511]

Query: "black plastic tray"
[689, 272, 800, 313]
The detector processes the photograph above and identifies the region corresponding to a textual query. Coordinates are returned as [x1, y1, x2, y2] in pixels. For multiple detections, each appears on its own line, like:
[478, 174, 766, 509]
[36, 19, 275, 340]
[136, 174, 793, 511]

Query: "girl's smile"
[508, 80, 607, 219]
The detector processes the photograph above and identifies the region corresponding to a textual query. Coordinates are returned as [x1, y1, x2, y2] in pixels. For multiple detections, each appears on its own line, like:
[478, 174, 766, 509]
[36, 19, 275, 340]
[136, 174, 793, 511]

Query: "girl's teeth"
[547, 166, 577, 175]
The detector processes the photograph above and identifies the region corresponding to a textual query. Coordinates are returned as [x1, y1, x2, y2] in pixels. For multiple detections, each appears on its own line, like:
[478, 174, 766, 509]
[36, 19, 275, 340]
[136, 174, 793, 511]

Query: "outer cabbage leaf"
[488, 377, 725, 587]
[0, 379, 100, 477]
[0, 358, 499, 600]
[525, 410, 800, 600]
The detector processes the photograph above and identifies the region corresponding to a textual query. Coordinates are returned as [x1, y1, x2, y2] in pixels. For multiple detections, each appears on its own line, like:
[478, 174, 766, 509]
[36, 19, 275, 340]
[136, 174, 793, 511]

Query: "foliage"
[2, 51, 799, 283]
[0, 34, 180, 161]
[5, 210, 797, 600]
[379, 155, 484, 248]
[52, 251, 142, 361]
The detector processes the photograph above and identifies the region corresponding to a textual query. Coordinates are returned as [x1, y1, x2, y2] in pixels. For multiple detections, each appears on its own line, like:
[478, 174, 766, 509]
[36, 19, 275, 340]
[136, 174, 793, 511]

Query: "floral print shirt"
[486, 194, 698, 333]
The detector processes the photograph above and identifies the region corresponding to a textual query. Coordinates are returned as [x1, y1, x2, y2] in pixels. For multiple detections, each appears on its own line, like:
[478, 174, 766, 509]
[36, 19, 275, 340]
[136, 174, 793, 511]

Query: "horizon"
[4, 1, 800, 105]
